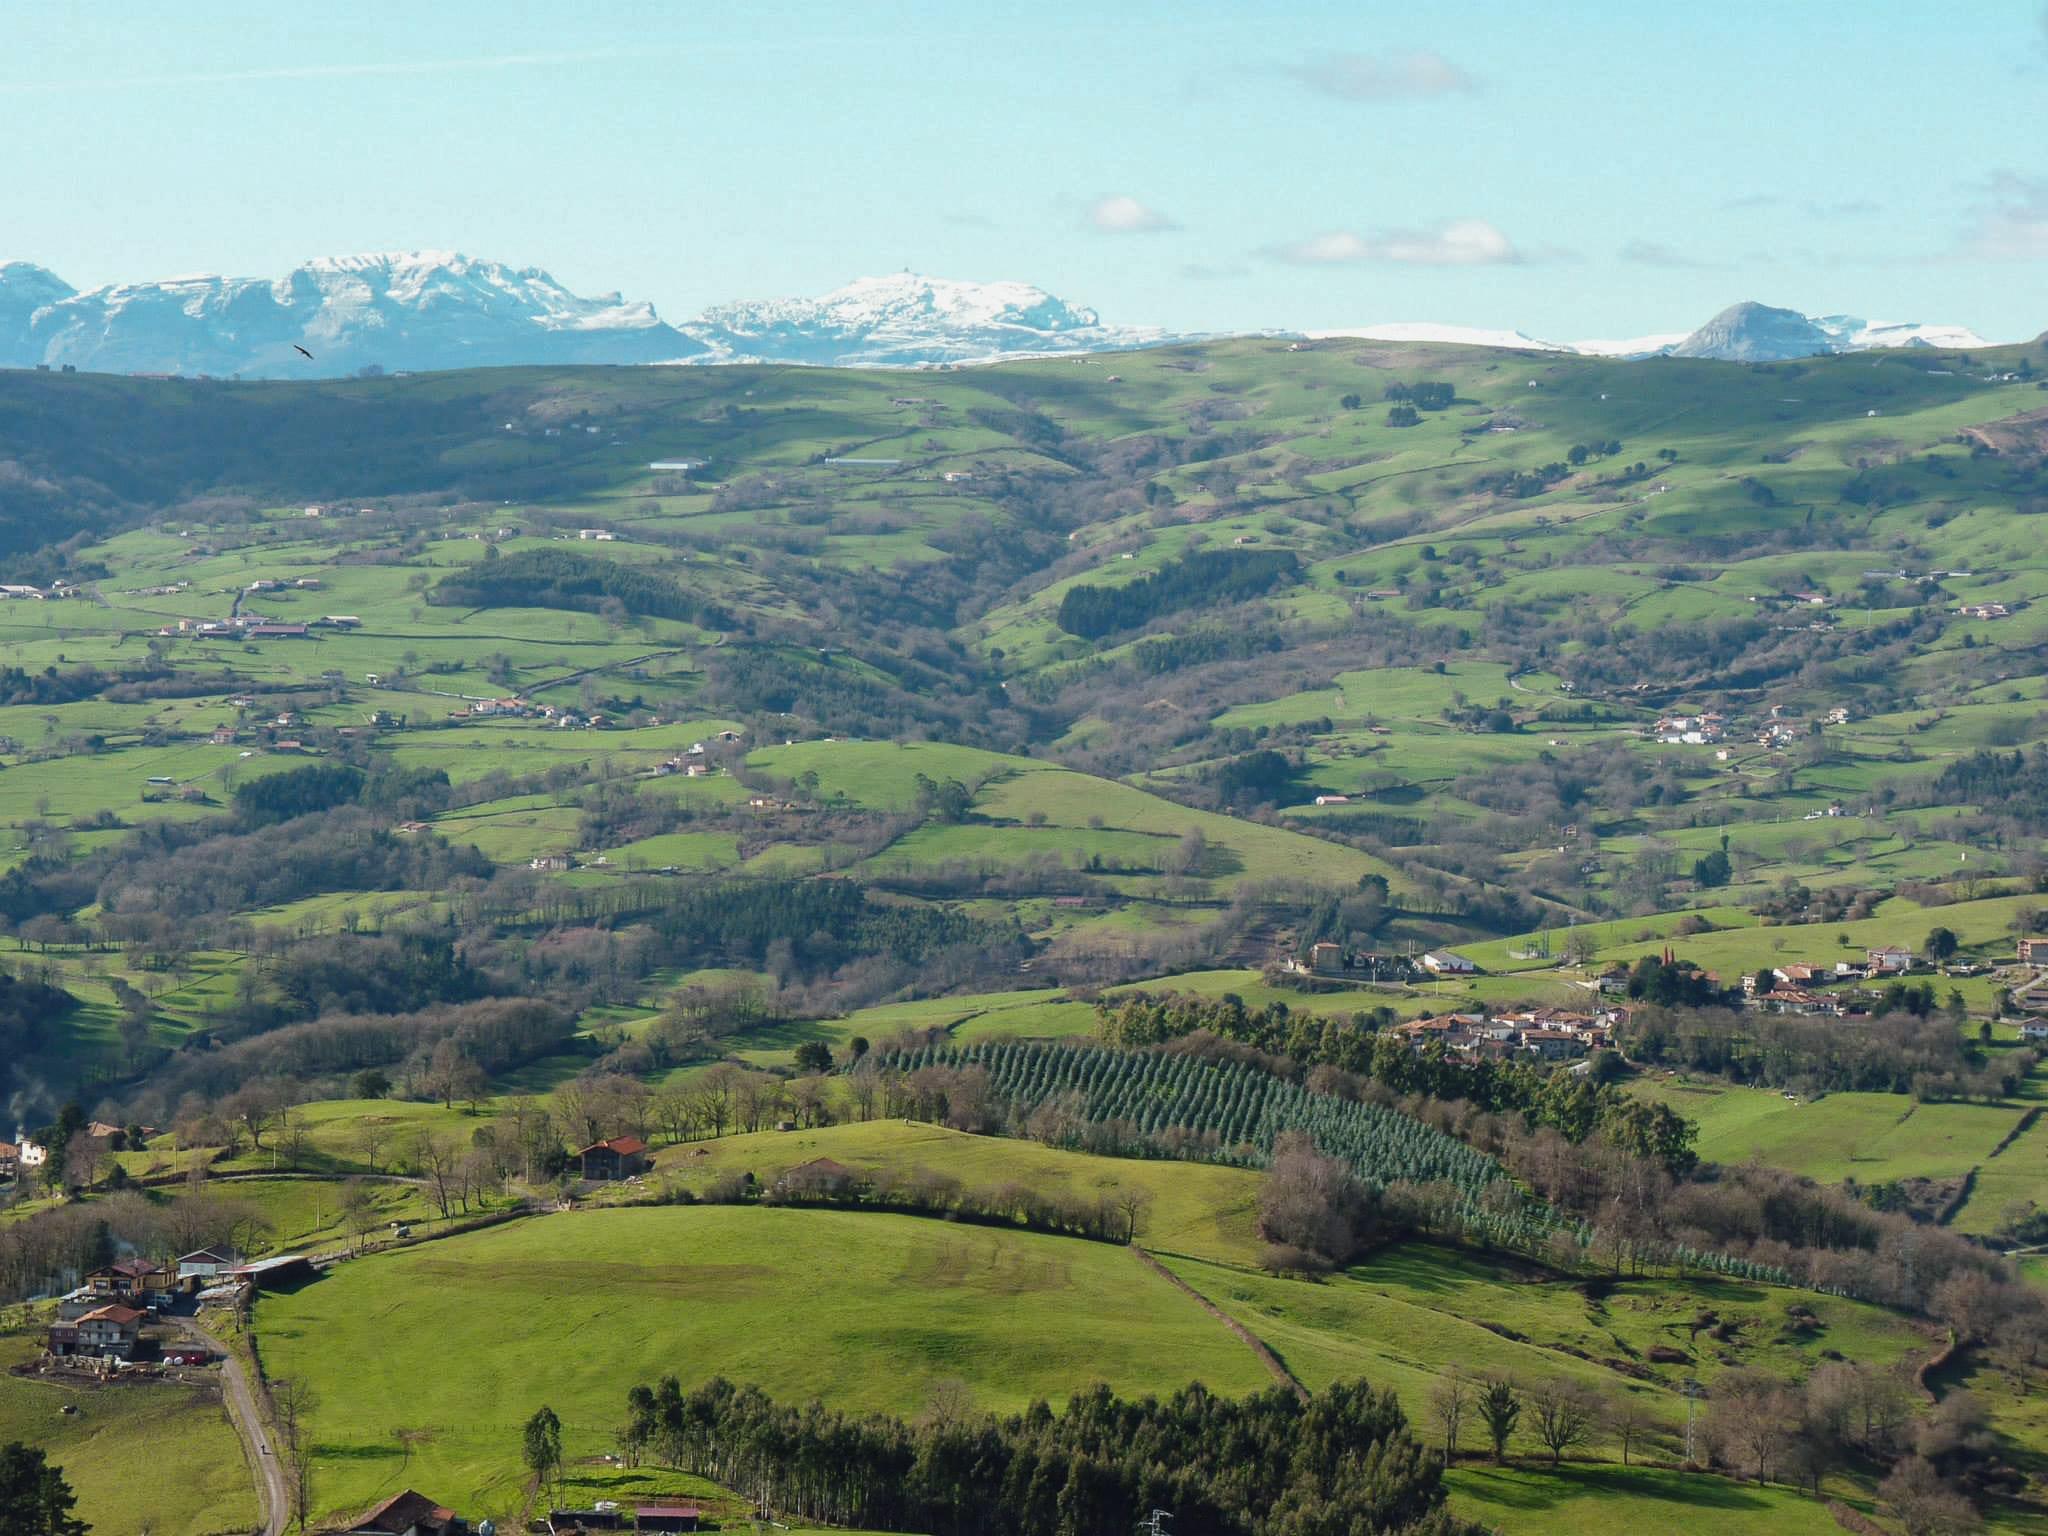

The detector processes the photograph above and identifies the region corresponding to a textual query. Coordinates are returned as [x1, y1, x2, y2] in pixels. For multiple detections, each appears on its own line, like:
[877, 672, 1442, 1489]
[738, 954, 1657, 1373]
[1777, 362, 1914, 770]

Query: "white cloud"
[1265, 218, 1521, 266]
[1286, 49, 1475, 100]
[1960, 173, 2048, 259]
[1085, 195, 1178, 234]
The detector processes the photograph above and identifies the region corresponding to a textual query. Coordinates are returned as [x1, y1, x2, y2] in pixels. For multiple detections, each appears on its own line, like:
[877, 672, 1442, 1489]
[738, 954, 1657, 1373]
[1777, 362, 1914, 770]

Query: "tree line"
[603, 1374, 1481, 1536]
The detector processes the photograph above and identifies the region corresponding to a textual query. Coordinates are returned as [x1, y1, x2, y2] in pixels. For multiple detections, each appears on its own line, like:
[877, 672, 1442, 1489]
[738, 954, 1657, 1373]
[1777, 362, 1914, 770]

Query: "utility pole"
[1681, 1377, 1704, 1465]
[1138, 1513, 1174, 1536]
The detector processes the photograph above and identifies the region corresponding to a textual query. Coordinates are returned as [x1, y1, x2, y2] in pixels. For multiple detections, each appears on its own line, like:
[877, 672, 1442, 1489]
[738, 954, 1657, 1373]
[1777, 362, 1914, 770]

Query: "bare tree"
[356, 1118, 392, 1175]
[1527, 1377, 1598, 1467]
[1707, 1369, 1796, 1484]
[1605, 1390, 1650, 1467]
[407, 1131, 456, 1220]
[1427, 1370, 1468, 1465]
[693, 1064, 738, 1138]
[332, 1179, 374, 1254]
[1880, 1455, 1982, 1536]
[272, 1376, 317, 1531]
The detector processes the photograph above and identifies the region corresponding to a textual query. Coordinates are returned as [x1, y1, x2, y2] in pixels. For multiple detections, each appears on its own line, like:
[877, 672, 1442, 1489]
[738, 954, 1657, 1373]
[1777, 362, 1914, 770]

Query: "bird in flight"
[294, 345, 314, 360]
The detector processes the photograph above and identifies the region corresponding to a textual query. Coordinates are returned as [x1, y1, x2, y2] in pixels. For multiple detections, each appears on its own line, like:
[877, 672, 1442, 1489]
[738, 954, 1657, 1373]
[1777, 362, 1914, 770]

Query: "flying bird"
[293, 345, 314, 360]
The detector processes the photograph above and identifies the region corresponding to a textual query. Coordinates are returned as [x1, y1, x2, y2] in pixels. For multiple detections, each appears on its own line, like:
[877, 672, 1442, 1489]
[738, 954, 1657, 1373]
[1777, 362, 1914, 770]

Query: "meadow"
[255, 1204, 1275, 1525]
[0, 1334, 256, 1536]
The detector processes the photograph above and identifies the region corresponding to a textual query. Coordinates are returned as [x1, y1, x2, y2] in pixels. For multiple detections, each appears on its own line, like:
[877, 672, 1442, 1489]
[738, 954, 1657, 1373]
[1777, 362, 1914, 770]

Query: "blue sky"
[5, 0, 2046, 340]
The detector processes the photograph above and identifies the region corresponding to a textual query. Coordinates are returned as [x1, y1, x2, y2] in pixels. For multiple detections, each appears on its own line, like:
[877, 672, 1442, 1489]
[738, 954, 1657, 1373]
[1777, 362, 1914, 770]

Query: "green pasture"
[255, 1204, 1274, 1524]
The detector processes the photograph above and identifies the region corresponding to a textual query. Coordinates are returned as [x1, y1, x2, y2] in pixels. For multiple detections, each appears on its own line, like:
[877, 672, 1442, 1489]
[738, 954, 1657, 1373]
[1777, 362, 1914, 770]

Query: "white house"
[1421, 950, 1478, 975]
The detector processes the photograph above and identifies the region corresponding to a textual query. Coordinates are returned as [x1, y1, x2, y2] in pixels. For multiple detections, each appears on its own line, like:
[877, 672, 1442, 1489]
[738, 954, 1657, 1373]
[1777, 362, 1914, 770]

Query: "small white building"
[1421, 950, 1478, 976]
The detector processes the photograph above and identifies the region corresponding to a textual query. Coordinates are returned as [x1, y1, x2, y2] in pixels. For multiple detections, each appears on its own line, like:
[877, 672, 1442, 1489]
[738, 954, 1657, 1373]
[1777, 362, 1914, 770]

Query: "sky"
[4, 0, 2046, 341]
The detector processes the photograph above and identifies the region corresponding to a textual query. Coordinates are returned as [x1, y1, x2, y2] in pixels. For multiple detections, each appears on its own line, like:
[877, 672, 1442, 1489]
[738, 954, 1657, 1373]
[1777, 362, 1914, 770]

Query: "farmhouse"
[345, 1489, 469, 1535]
[63, 1303, 143, 1360]
[178, 1248, 237, 1288]
[578, 1136, 650, 1180]
[2020, 1021, 2048, 1042]
[2019, 937, 2048, 965]
[87, 1257, 168, 1299]
[1867, 946, 1913, 975]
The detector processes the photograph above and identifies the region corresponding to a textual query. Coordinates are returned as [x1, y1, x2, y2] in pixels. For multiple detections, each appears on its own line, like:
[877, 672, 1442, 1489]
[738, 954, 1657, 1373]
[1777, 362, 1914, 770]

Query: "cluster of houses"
[0, 580, 77, 600]
[1644, 702, 1857, 754]
[1957, 601, 2011, 621]
[1736, 946, 1924, 1015]
[653, 739, 736, 778]
[1286, 945, 1481, 982]
[156, 612, 355, 640]
[43, 1248, 315, 1362]
[1651, 712, 1728, 746]
[1387, 1005, 1621, 1062]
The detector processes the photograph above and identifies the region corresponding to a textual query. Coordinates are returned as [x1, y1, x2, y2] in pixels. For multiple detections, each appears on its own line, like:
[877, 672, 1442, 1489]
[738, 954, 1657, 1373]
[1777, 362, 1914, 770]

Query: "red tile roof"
[78, 1304, 143, 1326]
[350, 1488, 459, 1533]
[580, 1136, 648, 1157]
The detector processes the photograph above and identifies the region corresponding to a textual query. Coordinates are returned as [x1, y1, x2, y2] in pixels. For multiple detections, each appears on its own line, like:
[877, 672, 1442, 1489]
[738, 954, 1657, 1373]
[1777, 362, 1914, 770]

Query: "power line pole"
[1682, 1377, 1704, 1465]
[1138, 1512, 1174, 1536]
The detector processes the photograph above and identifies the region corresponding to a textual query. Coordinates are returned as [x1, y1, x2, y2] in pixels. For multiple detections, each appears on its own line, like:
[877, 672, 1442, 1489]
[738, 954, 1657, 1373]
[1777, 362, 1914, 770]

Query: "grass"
[1633, 1078, 2027, 1185]
[656, 1120, 1267, 1265]
[0, 1332, 258, 1536]
[1443, 1463, 1869, 1536]
[255, 1204, 1275, 1526]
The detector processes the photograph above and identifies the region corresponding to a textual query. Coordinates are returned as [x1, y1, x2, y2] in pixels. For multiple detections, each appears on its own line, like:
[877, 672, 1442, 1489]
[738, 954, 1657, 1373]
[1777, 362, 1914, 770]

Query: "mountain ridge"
[0, 251, 2009, 376]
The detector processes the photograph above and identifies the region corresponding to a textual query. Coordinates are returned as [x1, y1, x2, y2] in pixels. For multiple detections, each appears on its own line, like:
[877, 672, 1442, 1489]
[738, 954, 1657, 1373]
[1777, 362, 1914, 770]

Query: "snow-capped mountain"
[1304, 322, 1572, 352]
[0, 252, 704, 376]
[1303, 303, 1991, 361]
[1666, 302, 1990, 362]
[0, 254, 2008, 376]
[687, 273, 1167, 366]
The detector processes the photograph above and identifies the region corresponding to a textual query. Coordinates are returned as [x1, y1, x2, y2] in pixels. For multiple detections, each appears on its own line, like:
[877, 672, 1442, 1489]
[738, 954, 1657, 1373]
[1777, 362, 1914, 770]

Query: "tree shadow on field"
[732, 1015, 842, 1053]
[1450, 1462, 1786, 1514]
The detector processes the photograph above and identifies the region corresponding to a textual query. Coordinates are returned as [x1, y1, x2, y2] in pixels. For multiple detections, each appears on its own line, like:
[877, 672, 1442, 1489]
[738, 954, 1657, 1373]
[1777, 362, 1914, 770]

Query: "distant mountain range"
[0, 252, 2005, 377]
[1313, 303, 1991, 361]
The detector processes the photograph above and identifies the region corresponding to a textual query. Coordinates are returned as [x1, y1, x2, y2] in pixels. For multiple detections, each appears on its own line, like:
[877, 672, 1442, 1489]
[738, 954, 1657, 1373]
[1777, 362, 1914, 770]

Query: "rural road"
[180, 1319, 287, 1536]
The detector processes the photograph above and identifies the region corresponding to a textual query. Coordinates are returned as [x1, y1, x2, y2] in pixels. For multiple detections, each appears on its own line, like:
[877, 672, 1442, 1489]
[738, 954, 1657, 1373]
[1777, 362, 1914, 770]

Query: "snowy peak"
[0, 252, 699, 376]
[0, 256, 2009, 375]
[1670, 302, 1833, 362]
[1668, 302, 1990, 362]
[1305, 322, 1571, 352]
[686, 272, 1154, 366]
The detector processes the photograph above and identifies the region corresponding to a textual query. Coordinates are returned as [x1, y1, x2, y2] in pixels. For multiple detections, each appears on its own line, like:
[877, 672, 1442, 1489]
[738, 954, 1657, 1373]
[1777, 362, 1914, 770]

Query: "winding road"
[179, 1318, 287, 1536]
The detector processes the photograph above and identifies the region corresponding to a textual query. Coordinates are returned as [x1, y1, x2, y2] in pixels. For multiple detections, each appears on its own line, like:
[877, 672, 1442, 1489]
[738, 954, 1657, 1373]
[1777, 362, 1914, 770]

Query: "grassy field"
[256, 1205, 1275, 1525]
[1634, 1077, 2031, 1185]
[0, 1333, 257, 1536]
[657, 1120, 1267, 1265]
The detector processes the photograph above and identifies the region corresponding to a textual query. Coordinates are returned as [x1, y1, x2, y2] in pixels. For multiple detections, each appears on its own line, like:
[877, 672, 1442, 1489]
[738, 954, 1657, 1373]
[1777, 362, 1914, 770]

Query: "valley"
[0, 328, 2046, 1533]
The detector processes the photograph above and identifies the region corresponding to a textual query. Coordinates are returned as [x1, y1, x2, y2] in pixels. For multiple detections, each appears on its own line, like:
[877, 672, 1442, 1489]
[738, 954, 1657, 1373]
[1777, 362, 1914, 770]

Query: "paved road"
[180, 1318, 286, 1536]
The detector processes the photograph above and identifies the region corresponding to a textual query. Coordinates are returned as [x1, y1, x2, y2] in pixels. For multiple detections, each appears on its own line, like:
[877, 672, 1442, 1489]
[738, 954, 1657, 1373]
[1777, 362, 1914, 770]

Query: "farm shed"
[578, 1136, 650, 1181]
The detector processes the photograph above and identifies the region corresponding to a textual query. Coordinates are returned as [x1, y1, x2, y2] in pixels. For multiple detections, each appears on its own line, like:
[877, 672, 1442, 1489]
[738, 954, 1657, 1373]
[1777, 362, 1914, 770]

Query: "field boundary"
[1132, 1247, 1307, 1401]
